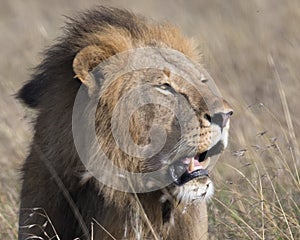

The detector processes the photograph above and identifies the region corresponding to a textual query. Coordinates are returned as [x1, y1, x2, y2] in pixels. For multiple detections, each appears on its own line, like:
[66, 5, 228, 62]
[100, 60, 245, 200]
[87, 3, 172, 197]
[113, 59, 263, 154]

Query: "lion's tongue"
[183, 157, 204, 173]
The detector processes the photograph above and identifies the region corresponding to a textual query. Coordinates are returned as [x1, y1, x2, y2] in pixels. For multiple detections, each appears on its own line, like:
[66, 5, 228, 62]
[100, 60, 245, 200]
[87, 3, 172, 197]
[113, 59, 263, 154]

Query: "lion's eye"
[159, 83, 173, 90]
[200, 73, 208, 83]
[155, 83, 175, 95]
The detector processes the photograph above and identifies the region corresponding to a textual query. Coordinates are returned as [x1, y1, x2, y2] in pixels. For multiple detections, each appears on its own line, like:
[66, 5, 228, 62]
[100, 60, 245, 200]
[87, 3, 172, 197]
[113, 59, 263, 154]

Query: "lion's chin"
[173, 178, 214, 204]
[166, 141, 225, 204]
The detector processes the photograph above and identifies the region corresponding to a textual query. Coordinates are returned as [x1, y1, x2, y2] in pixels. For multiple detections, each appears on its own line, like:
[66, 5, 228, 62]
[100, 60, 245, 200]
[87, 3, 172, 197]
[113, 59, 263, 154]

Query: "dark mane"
[17, 7, 146, 108]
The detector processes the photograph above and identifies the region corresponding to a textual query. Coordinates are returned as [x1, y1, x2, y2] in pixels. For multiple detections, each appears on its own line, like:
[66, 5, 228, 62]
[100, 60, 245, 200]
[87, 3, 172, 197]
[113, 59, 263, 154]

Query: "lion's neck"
[93, 191, 208, 240]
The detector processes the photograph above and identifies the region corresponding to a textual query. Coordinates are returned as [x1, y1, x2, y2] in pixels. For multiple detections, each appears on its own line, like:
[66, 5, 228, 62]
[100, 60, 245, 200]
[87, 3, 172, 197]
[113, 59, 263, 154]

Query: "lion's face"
[127, 68, 232, 204]
[85, 65, 232, 204]
[73, 45, 232, 205]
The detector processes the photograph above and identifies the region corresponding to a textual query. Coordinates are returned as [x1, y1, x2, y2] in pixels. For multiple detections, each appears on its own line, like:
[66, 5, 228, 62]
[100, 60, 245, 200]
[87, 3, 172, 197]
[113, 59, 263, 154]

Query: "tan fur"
[18, 7, 232, 240]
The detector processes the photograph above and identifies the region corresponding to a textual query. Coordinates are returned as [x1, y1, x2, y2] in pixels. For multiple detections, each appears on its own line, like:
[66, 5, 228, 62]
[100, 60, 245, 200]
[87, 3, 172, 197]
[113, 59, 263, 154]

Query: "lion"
[17, 7, 233, 240]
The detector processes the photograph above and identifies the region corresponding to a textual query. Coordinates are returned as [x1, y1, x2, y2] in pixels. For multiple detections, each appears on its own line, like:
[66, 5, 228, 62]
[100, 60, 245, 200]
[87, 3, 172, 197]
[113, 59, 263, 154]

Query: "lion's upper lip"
[182, 155, 207, 173]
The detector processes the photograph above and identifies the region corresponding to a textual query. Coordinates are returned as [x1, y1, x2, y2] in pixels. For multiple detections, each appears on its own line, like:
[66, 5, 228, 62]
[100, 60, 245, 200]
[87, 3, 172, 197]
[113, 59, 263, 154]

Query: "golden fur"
[18, 7, 232, 240]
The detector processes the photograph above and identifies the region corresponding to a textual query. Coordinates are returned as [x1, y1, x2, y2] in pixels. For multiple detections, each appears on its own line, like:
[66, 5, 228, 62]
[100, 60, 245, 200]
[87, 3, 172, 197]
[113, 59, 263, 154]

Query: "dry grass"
[0, 0, 299, 239]
[209, 93, 300, 239]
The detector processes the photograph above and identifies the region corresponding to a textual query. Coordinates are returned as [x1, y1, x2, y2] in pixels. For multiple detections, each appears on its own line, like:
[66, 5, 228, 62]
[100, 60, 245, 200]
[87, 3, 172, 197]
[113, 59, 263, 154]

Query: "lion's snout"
[207, 110, 233, 129]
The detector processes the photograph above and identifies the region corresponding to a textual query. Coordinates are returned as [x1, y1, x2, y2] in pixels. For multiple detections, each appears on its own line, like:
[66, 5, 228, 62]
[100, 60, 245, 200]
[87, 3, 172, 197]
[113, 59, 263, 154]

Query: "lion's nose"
[212, 111, 233, 128]
[205, 111, 233, 128]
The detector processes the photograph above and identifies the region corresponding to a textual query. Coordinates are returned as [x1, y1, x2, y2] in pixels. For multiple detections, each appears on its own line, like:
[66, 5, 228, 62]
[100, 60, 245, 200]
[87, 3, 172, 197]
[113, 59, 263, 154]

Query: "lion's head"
[72, 23, 233, 206]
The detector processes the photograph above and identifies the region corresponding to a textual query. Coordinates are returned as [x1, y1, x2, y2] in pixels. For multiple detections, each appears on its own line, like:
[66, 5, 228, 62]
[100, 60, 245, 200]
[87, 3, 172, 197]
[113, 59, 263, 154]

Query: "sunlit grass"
[209, 71, 300, 239]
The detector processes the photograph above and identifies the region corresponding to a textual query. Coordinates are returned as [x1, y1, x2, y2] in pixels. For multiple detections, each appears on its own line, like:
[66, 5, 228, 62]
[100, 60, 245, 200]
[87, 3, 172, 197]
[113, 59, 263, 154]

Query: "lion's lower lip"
[169, 141, 225, 186]
[169, 165, 209, 186]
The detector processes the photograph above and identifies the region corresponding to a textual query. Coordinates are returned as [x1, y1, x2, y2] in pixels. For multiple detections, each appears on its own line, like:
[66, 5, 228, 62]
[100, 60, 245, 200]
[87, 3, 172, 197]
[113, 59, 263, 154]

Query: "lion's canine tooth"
[188, 159, 195, 172]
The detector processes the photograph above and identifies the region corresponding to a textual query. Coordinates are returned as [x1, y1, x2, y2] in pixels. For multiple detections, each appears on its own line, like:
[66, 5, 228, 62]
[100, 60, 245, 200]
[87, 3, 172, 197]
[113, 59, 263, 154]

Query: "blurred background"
[1, 0, 299, 239]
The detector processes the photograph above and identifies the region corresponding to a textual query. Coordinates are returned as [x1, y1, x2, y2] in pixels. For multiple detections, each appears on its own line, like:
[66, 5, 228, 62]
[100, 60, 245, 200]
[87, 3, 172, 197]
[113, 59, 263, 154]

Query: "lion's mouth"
[169, 141, 224, 186]
[169, 154, 210, 186]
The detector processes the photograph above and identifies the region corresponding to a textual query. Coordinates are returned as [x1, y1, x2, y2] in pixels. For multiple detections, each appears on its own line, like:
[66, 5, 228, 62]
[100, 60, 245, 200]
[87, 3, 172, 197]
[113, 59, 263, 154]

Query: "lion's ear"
[73, 45, 104, 88]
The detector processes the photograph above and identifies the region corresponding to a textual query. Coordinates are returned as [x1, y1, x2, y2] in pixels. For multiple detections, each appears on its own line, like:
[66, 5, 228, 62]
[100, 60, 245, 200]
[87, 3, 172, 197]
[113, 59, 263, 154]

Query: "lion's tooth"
[188, 159, 195, 172]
